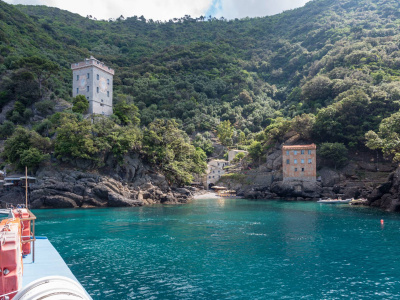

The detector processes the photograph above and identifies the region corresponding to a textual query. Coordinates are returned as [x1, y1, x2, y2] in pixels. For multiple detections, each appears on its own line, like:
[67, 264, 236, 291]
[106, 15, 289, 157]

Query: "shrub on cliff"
[72, 95, 89, 114]
[142, 119, 207, 185]
[318, 142, 348, 169]
[365, 111, 400, 162]
[2, 126, 51, 170]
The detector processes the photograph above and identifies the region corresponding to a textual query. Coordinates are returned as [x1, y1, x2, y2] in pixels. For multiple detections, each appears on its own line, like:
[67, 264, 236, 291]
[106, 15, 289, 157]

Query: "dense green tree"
[113, 97, 140, 125]
[248, 141, 263, 163]
[143, 119, 206, 185]
[54, 114, 99, 162]
[16, 56, 59, 96]
[19, 148, 50, 170]
[365, 112, 400, 162]
[72, 95, 89, 114]
[217, 120, 234, 146]
[318, 142, 348, 169]
[0, 120, 15, 139]
[2, 127, 50, 170]
[291, 114, 315, 140]
[193, 133, 214, 155]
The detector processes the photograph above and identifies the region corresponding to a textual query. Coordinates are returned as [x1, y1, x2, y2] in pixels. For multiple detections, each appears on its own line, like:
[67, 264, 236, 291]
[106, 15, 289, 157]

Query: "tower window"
[107, 79, 110, 85]
[101, 99, 104, 102]
[87, 73, 90, 79]
[107, 91, 110, 97]
[97, 74, 99, 80]
[87, 86, 89, 92]
[97, 87, 99, 93]
[76, 88, 79, 94]
[76, 75, 79, 81]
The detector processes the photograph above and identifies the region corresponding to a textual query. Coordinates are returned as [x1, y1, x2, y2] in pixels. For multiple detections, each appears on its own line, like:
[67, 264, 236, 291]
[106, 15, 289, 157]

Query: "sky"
[4, 0, 311, 21]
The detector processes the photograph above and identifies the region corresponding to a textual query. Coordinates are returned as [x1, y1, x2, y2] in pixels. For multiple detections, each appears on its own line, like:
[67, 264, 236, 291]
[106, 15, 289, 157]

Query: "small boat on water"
[349, 198, 368, 205]
[317, 198, 352, 204]
[218, 190, 237, 197]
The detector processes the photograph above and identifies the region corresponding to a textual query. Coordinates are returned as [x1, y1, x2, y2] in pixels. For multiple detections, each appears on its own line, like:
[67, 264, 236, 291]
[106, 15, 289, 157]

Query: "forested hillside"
[1, 0, 400, 173]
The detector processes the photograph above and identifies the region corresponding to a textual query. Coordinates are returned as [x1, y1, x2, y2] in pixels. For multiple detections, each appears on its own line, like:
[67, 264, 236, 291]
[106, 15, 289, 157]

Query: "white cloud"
[4, 0, 311, 21]
[208, 0, 311, 19]
[4, 0, 214, 21]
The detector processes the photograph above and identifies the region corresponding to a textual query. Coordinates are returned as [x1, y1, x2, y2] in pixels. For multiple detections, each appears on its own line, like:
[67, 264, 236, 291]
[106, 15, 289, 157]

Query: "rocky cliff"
[218, 140, 394, 202]
[367, 167, 400, 212]
[0, 153, 194, 208]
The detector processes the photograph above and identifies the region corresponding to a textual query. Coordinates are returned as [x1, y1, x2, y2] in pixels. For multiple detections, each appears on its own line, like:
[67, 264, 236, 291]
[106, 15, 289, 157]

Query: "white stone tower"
[71, 56, 114, 115]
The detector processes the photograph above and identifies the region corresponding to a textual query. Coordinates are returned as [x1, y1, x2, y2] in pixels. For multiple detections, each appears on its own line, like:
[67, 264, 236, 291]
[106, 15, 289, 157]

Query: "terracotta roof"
[282, 143, 316, 150]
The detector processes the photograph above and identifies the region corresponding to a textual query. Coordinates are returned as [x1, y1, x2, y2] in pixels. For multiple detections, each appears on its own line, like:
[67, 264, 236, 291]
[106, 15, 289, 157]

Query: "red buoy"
[380, 219, 384, 225]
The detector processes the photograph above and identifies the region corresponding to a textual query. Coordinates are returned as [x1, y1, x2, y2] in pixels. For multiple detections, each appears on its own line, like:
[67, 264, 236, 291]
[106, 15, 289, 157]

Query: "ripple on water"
[33, 200, 400, 299]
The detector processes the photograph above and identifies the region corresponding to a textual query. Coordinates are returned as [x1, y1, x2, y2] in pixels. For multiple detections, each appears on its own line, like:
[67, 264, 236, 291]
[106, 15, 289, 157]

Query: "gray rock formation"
[270, 179, 322, 200]
[0, 153, 194, 209]
[368, 168, 400, 211]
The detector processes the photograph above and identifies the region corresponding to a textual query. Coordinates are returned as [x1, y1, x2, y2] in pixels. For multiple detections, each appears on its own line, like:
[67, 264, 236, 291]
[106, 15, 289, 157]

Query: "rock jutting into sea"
[368, 167, 400, 212]
[0, 153, 195, 209]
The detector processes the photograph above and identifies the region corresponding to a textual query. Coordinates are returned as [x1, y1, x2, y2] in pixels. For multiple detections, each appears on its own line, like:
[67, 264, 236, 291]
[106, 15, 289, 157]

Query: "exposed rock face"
[270, 180, 322, 200]
[0, 153, 194, 209]
[319, 167, 341, 187]
[368, 168, 400, 211]
[27, 168, 192, 209]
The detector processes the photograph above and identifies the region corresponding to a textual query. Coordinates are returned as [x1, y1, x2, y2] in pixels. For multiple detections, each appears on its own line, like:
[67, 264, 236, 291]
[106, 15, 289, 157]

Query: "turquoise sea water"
[33, 199, 400, 299]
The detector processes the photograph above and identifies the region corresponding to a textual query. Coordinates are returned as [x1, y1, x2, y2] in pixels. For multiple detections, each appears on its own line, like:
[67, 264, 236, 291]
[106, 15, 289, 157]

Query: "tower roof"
[71, 56, 114, 75]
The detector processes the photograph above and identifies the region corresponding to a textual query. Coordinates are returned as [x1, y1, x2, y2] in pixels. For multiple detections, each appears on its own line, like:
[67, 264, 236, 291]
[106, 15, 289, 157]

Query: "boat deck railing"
[4, 204, 37, 263]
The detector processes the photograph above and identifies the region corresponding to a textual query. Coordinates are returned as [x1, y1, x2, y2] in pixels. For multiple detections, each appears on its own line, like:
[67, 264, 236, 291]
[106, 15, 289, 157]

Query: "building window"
[107, 79, 110, 85]
[101, 99, 104, 102]
[286, 150, 289, 155]
[301, 168, 304, 172]
[87, 97, 89, 100]
[107, 91, 110, 97]
[213, 176, 214, 178]
[87, 73, 90, 79]
[286, 159, 290, 164]
[218, 170, 220, 173]
[209, 176, 211, 179]
[301, 159, 304, 164]
[301, 150, 305, 154]
[295, 168, 298, 172]
[294, 150, 297, 155]
[97, 87, 99, 93]
[97, 74, 99, 80]
[308, 150, 312, 154]
[100, 104, 104, 107]
[308, 159, 312, 164]
[76, 88, 79, 94]
[294, 159, 297, 164]
[86, 86, 89, 92]
[102, 112, 105, 115]
[76, 75, 79, 81]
